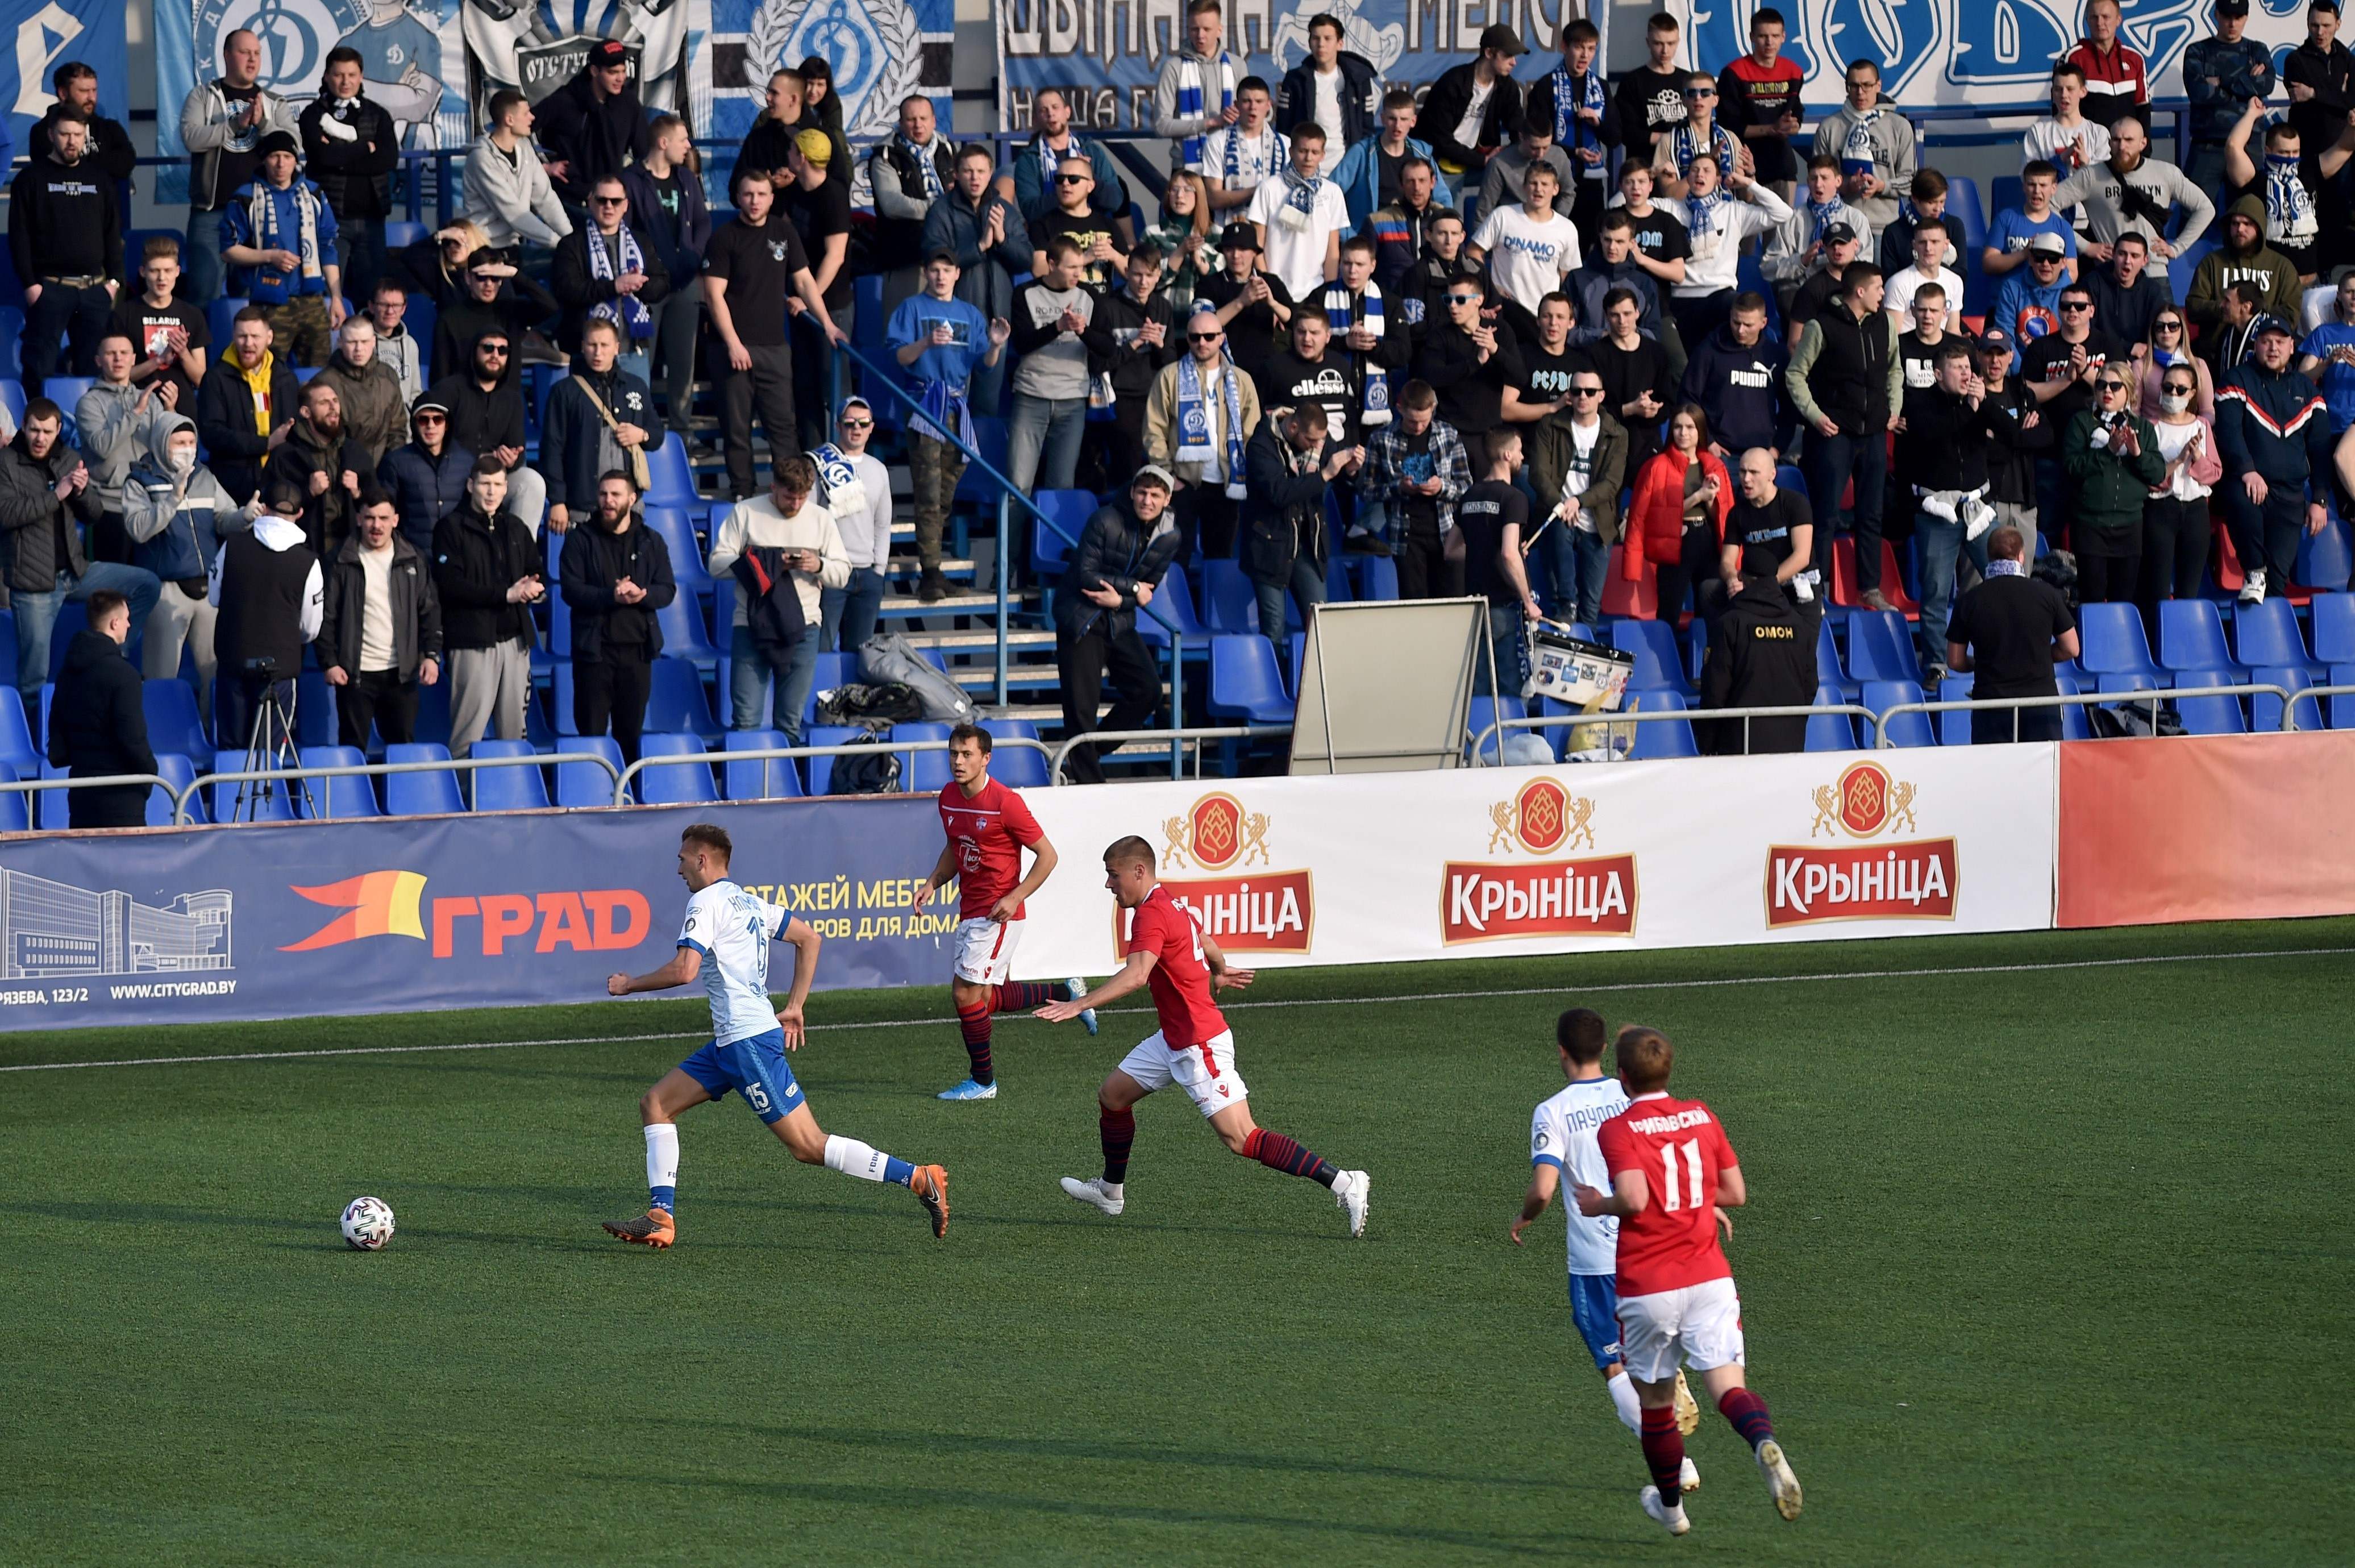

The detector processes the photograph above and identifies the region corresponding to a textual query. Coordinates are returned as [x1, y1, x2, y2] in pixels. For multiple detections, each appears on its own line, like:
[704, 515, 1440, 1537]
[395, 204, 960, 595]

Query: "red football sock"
[1099, 1107, 1135, 1184]
[992, 981, 1056, 1012]
[1639, 1405, 1686, 1502]
[954, 997, 993, 1086]
[1719, 1387, 1775, 1451]
[1240, 1127, 1339, 1188]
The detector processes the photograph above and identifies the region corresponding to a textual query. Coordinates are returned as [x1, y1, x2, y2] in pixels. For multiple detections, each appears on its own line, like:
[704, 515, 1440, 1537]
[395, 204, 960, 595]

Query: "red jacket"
[2063, 40, 2148, 125]
[1626, 448, 1733, 573]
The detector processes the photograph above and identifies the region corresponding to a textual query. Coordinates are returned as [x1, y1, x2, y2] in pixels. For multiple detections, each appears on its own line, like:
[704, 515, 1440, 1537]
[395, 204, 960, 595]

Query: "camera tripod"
[232, 676, 317, 822]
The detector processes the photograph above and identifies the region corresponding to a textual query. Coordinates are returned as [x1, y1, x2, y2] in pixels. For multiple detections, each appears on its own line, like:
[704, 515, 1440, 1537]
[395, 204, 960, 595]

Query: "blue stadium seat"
[802, 723, 866, 796]
[1847, 609, 1922, 685]
[1805, 684, 1857, 751]
[43, 601, 86, 683]
[1816, 619, 1860, 701]
[383, 220, 427, 251]
[1353, 554, 1401, 601]
[1134, 563, 1208, 646]
[1773, 463, 1807, 504]
[723, 729, 803, 800]
[0, 381, 22, 432]
[636, 732, 718, 804]
[2052, 673, 2094, 740]
[1622, 690, 1697, 759]
[654, 596, 719, 668]
[296, 668, 337, 746]
[142, 677, 214, 771]
[1201, 559, 1260, 633]
[2330, 662, 2355, 729]
[1466, 694, 1526, 763]
[897, 721, 955, 793]
[469, 739, 549, 811]
[0, 760, 24, 831]
[1936, 671, 1975, 745]
[643, 506, 714, 605]
[2233, 596, 2325, 679]
[207, 296, 250, 351]
[555, 735, 625, 806]
[2252, 666, 2314, 731]
[148, 752, 201, 826]
[1206, 635, 1296, 722]
[2298, 515, 2353, 589]
[812, 647, 858, 695]
[0, 686, 35, 772]
[2156, 599, 2246, 679]
[385, 742, 465, 815]
[297, 745, 380, 818]
[37, 762, 68, 829]
[2168, 238, 2216, 306]
[951, 415, 1009, 505]
[2171, 669, 2248, 734]
[2077, 601, 2166, 680]
[2314, 592, 2355, 663]
[46, 377, 93, 443]
[1031, 489, 1098, 575]
[1863, 680, 1936, 748]
[1323, 555, 1353, 604]
[642, 438, 700, 511]
[980, 718, 1050, 787]
[646, 657, 722, 744]
[1611, 618, 1691, 693]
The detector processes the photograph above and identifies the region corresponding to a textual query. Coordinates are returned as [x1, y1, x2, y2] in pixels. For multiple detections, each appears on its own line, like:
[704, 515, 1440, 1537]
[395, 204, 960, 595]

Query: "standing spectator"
[2285, 1, 2355, 182]
[275, 380, 373, 559]
[621, 115, 713, 443]
[1456, 426, 1538, 691]
[1788, 264, 1901, 605]
[393, 219, 489, 311]
[45, 590, 154, 827]
[534, 41, 651, 213]
[1812, 59, 1916, 239]
[1249, 127, 1350, 304]
[869, 95, 957, 314]
[2085, 234, 2176, 353]
[1415, 270, 1525, 443]
[1877, 168, 1967, 276]
[1976, 329, 2052, 547]
[76, 335, 168, 564]
[1654, 152, 1789, 348]
[1084, 245, 1180, 486]
[1682, 292, 1790, 461]
[2297, 271, 2355, 433]
[2139, 306, 2214, 418]
[1899, 341, 2008, 666]
[2186, 0, 2280, 197]
[1243, 403, 1359, 648]
[1199, 222, 1297, 388]
[1425, 26, 1527, 198]
[552, 176, 671, 382]
[888, 250, 1009, 601]
[778, 131, 855, 448]
[461, 90, 573, 251]
[1566, 213, 1667, 348]
[700, 167, 841, 502]
[1613, 11, 1689, 166]
[1591, 287, 1677, 471]
[10, 110, 123, 398]
[2058, 117, 2216, 265]
[220, 131, 345, 368]
[1525, 366, 1627, 624]
[1627, 404, 1732, 623]
[1276, 12, 1379, 156]
[126, 414, 247, 716]
[298, 48, 397, 304]
[113, 236, 211, 412]
[1334, 89, 1450, 232]
[179, 30, 296, 304]
[1717, 446, 1816, 617]
[792, 58, 855, 185]
[2141, 363, 2224, 640]
[559, 471, 673, 763]
[1703, 453, 1821, 753]
[313, 316, 408, 466]
[923, 144, 1031, 414]
[2209, 280, 2268, 377]
[1359, 381, 1471, 596]
[1945, 526, 2079, 743]
[1261, 311, 1359, 450]
[2021, 279, 2128, 534]
[737, 69, 814, 197]
[1203, 78, 1284, 218]
[817, 398, 892, 652]
[1505, 290, 1588, 435]
[1056, 468, 1181, 784]
[1146, 303, 1263, 562]
[2067, 0, 2151, 130]
[0, 399, 157, 707]
[1651, 73, 1742, 201]
[1992, 232, 2074, 359]
[1613, 163, 1692, 371]
[542, 318, 664, 535]
[1480, 120, 1578, 217]
[1146, 173, 1217, 311]
[195, 306, 297, 508]
[1325, 234, 1410, 444]
[377, 394, 473, 554]
[1006, 239, 1097, 496]
[431, 456, 542, 758]
[1884, 229, 1966, 333]
[1719, 9, 1804, 199]
[2023, 64, 2112, 178]
[706, 455, 848, 740]
[319, 489, 441, 750]
[1154, 0, 1243, 176]
[1783, 221, 1867, 348]
[1763, 155, 1871, 311]
[425, 329, 543, 533]
[1983, 161, 2081, 281]
[209, 480, 322, 754]
[1468, 162, 1583, 338]
[1363, 156, 1450, 301]
[1526, 19, 1613, 243]
[2215, 315, 2334, 604]
[2223, 101, 2322, 280]
[1007, 88, 1130, 232]
[35, 63, 135, 187]
[2188, 196, 2302, 335]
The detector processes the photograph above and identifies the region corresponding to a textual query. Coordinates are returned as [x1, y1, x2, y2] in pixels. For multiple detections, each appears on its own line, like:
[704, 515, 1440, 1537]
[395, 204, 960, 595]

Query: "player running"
[1574, 1025, 1801, 1536]
[1511, 1008, 1701, 1491]
[1038, 835, 1370, 1237]
[919, 723, 1096, 1101]
[601, 823, 950, 1247]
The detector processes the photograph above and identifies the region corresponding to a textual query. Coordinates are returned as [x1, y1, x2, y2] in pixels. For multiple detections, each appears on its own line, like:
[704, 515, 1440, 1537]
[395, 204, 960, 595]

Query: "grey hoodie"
[125, 413, 249, 586]
[76, 380, 170, 516]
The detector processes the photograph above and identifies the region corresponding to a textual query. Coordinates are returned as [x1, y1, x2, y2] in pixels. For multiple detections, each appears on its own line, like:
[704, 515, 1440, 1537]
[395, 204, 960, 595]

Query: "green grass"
[4, 921, 2351, 1566]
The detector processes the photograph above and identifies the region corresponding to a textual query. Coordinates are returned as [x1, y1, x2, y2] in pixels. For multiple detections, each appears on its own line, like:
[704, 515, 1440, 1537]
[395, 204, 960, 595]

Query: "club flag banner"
[0, 0, 126, 171]
[0, 796, 949, 1032]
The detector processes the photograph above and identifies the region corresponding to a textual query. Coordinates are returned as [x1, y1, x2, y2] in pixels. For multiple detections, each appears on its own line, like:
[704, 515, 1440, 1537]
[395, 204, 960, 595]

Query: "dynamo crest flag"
[1, 0, 126, 172]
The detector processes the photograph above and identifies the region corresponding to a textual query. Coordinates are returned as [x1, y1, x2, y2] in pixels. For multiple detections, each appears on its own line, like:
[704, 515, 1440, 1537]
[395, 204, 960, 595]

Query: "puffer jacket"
[1628, 447, 1733, 570]
[124, 413, 249, 586]
[0, 427, 102, 590]
[1055, 498, 1182, 642]
[377, 438, 476, 555]
[311, 350, 409, 466]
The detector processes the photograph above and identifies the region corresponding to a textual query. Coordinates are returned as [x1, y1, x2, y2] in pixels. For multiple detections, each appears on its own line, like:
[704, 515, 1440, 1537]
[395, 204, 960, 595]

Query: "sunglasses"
[2155, 319, 2183, 332]
[480, 344, 511, 356]
[1056, 172, 1091, 184]
[2098, 380, 2129, 391]
[1447, 293, 1483, 305]
[2059, 301, 2091, 311]
[2163, 382, 2195, 395]
[839, 417, 872, 429]
[414, 412, 447, 422]
[1570, 386, 1603, 397]
[1189, 331, 1223, 342]
[1683, 86, 1717, 98]
[593, 195, 626, 206]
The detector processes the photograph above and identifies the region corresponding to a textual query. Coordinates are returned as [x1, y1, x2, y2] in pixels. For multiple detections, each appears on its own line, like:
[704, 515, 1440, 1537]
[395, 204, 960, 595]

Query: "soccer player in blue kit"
[602, 823, 950, 1246]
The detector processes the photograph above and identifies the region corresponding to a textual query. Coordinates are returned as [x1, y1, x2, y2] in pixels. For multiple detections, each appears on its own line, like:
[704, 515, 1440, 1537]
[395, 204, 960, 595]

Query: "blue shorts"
[678, 1030, 806, 1125]
[1568, 1272, 1624, 1371]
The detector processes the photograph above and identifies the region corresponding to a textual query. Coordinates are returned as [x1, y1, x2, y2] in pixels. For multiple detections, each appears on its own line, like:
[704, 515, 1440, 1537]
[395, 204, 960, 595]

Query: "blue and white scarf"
[895, 131, 945, 200]
[2265, 151, 2319, 249]
[1325, 280, 1390, 427]
[1669, 119, 1738, 181]
[1174, 51, 1237, 172]
[1986, 557, 2027, 578]
[1549, 65, 1606, 161]
[1218, 125, 1278, 187]
[1841, 109, 1883, 176]
[1686, 188, 1732, 244]
[242, 180, 324, 300]
[1276, 167, 1329, 231]
[1175, 311, 1249, 498]
[586, 221, 654, 340]
[808, 442, 869, 518]
[1804, 195, 1845, 245]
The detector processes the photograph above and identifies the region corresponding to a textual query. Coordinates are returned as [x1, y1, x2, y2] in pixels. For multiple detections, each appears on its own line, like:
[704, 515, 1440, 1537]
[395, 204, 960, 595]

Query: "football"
[340, 1196, 396, 1251]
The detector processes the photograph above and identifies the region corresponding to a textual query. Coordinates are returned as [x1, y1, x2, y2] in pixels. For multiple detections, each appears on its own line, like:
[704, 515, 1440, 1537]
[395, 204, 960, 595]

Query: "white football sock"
[646, 1122, 679, 1189]
[823, 1134, 889, 1182]
[1607, 1371, 1643, 1435]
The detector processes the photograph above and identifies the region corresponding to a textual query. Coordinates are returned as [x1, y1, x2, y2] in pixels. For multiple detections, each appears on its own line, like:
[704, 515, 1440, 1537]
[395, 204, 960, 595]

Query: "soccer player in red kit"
[1035, 834, 1371, 1236]
[1576, 1025, 1802, 1536]
[918, 723, 1096, 1101]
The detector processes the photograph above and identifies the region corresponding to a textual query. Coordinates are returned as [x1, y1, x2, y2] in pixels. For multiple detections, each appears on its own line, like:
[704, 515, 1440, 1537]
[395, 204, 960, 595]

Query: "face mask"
[169, 448, 197, 473]
[2160, 391, 2192, 414]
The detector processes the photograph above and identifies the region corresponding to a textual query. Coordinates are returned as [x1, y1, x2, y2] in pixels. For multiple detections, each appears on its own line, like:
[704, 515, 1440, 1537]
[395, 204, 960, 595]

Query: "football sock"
[992, 981, 1056, 1012]
[1607, 1371, 1643, 1435]
[1639, 1405, 1687, 1502]
[1100, 1107, 1137, 1185]
[1241, 1127, 1339, 1188]
[954, 997, 995, 1085]
[644, 1123, 679, 1213]
[823, 1134, 914, 1188]
[1719, 1387, 1776, 1450]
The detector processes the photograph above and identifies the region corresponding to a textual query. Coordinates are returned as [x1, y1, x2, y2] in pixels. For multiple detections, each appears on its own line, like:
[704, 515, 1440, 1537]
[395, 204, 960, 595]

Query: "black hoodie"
[532, 69, 653, 204]
[424, 336, 527, 473]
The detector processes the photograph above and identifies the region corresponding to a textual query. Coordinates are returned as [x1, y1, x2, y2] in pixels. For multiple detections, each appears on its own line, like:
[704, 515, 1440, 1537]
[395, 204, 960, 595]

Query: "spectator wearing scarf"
[552, 179, 672, 379]
[1247, 127, 1350, 302]
[1154, 1, 1240, 173]
[869, 96, 958, 313]
[221, 131, 344, 366]
[1324, 237, 1401, 430]
[886, 249, 1009, 600]
[1145, 302, 1262, 560]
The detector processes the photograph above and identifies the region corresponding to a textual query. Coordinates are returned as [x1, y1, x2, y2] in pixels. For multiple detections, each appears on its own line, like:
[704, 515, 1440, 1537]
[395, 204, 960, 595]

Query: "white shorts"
[1615, 1276, 1746, 1383]
[951, 916, 1022, 985]
[1115, 1029, 1249, 1118]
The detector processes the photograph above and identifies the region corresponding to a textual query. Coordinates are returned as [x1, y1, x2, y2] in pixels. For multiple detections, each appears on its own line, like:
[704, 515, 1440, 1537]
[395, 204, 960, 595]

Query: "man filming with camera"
[209, 477, 323, 760]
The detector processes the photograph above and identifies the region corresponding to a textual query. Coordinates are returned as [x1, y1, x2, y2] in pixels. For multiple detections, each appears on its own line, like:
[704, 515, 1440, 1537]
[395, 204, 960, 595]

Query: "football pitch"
[5, 921, 2350, 1566]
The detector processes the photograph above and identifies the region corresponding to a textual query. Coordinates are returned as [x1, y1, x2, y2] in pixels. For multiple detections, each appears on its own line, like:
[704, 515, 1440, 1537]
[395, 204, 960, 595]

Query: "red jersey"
[2063, 40, 2148, 126]
[937, 777, 1043, 920]
[1127, 885, 1228, 1047]
[1596, 1092, 1739, 1297]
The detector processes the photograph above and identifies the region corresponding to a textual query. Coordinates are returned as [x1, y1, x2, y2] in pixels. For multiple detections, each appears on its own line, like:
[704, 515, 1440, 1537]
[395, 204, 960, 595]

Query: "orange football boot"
[912, 1166, 950, 1239]
[603, 1208, 676, 1247]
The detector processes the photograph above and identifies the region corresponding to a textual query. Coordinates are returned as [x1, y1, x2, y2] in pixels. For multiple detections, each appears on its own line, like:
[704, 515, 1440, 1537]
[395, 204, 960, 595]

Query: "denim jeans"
[184, 209, 227, 309]
[821, 566, 887, 653]
[729, 621, 823, 742]
[14, 563, 164, 702]
[1487, 602, 1530, 698]
[1805, 430, 1888, 590]
[337, 215, 388, 302]
[1541, 523, 1610, 626]
[1006, 393, 1087, 494]
[1254, 557, 1326, 656]
[1913, 514, 1988, 660]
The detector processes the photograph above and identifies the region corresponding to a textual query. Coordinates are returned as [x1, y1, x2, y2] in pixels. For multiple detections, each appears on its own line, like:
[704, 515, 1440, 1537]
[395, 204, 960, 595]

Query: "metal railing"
[1874, 683, 2300, 745]
[170, 748, 620, 826]
[612, 734, 1055, 805]
[1471, 703, 1880, 759]
[0, 770, 177, 827]
[1049, 724, 1295, 784]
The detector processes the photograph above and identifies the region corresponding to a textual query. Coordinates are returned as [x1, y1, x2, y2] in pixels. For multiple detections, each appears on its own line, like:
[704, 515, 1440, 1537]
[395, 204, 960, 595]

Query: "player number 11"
[1657, 1139, 1704, 1212]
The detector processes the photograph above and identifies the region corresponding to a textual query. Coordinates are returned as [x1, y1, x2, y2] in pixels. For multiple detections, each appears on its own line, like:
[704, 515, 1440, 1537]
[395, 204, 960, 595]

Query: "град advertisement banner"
[0, 796, 950, 1031]
[0, 0, 127, 168]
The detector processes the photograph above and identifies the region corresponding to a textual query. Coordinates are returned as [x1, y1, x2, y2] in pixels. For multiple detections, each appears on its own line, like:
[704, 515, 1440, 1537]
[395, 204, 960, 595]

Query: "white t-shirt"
[356, 544, 396, 672]
[1563, 421, 1602, 531]
[1532, 1075, 1632, 1275]
[1886, 265, 1966, 333]
[1455, 81, 1495, 152]
[1248, 175, 1352, 302]
[679, 879, 792, 1046]
[1470, 203, 1583, 314]
[1313, 68, 1346, 149]
[1203, 125, 1281, 193]
[2020, 117, 2110, 173]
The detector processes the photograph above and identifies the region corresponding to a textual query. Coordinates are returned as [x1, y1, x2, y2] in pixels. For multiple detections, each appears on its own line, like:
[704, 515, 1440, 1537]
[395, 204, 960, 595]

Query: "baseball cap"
[1217, 220, 1261, 252]
[923, 247, 959, 268]
[1134, 463, 1178, 492]
[2254, 314, 2297, 339]
[256, 130, 298, 159]
[1823, 221, 1859, 246]
[411, 394, 452, 419]
[2025, 231, 2068, 258]
[1479, 23, 1527, 55]
[589, 39, 629, 67]
[2216, 0, 2250, 13]
[793, 128, 833, 168]
[1977, 326, 2013, 353]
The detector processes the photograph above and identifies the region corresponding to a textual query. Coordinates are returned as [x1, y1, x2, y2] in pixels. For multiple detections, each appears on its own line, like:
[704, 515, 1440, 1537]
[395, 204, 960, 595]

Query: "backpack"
[827, 722, 902, 795]
[815, 681, 927, 725]
[859, 630, 977, 723]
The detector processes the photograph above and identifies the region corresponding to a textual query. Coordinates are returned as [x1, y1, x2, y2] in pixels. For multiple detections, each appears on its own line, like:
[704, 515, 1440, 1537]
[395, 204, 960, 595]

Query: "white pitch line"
[1, 945, 2344, 1075]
